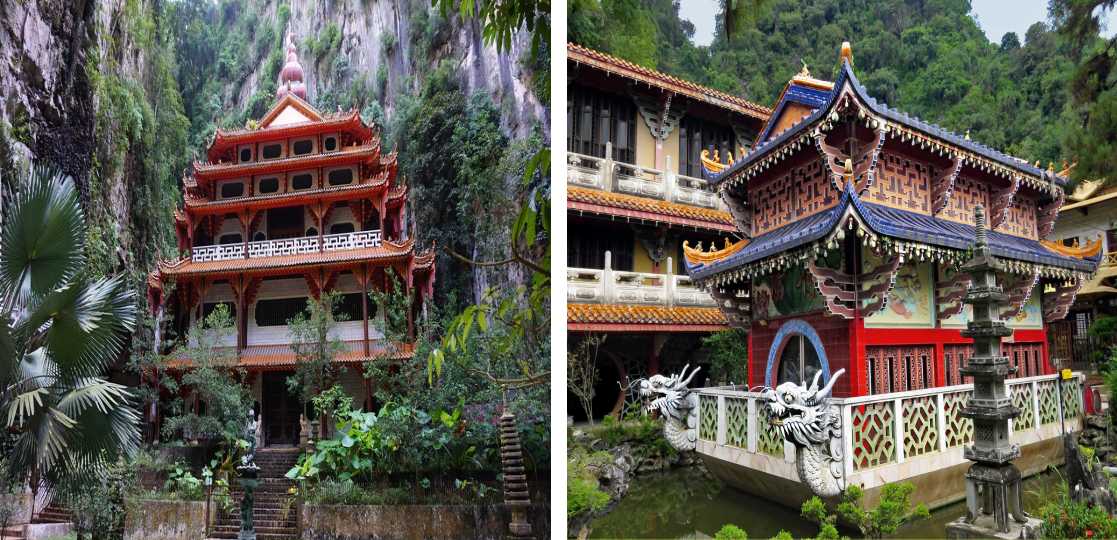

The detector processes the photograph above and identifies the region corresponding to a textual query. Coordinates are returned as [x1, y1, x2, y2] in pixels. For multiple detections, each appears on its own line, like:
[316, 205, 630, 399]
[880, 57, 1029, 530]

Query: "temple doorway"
[775, 334, 822, 386]
[262, 371, 300, 446]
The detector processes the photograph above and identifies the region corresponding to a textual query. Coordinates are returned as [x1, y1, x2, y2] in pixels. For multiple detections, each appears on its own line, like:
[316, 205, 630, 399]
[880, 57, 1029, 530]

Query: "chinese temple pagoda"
[686, 43, 1095, 510]
[147, 31, 434, 446]
[686, 42, 1098, 397]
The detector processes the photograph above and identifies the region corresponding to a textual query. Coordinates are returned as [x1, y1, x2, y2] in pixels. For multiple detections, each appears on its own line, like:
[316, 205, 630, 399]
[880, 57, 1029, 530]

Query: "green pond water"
[587, 466, 1062, 539]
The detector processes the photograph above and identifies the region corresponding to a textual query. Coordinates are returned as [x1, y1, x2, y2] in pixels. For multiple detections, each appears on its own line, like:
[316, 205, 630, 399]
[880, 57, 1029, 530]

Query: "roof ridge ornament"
[277, 24, 308, 101]
[840, 41, 853, 66]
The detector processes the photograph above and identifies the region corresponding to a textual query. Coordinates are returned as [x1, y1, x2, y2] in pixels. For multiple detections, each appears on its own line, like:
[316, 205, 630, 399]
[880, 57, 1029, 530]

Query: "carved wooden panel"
[941, 175, 989, 226]
[1003, 342, 1044, 378]
[865, 152, 932, 214]
[944, 344, 974, 386]
[866, 345, 935, 394]
[752, 162, 838, 236]
[998, 192, 1038, 239]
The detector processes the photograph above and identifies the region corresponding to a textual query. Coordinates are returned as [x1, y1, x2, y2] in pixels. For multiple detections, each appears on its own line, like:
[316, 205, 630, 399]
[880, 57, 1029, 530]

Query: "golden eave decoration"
[1040, 237, 1103, 259]
[683, 238, 749, 266]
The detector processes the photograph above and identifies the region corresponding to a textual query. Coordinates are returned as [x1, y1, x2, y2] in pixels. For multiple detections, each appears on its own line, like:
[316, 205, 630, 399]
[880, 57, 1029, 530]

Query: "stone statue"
[242, 408, 258, 466]
[637, 365, 701, 451]
[236, 407, 261, 540]
[763, 368, 847, 498]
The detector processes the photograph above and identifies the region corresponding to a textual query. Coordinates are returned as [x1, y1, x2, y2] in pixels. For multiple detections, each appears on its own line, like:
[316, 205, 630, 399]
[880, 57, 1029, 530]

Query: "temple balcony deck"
[567, 255, 716, 309]
[191, 230, 383, 262]
[694, 373, 1085, 510]
[567, 148, 728, 213]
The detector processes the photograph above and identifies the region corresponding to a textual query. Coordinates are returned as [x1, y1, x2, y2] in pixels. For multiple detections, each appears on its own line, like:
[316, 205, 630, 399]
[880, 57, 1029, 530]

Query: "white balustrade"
[566, 146, 726, 211]
[696, 372, 1085, 491]
[192, 230, 383, 262]
[567, 251, 716, 307]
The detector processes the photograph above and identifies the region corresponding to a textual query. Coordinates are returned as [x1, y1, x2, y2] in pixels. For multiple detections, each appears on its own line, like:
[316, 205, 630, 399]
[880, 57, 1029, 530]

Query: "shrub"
[715, 524, 748, 539]
[1040, 493, 1117, 538]
[567, 477, 609, 517]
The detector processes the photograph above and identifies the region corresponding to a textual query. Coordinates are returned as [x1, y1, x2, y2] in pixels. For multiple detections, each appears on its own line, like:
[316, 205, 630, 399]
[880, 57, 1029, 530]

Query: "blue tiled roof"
[753, 83, 832, 143]
[707, 61, 1062, 187]
[687, 185, 1097, 281]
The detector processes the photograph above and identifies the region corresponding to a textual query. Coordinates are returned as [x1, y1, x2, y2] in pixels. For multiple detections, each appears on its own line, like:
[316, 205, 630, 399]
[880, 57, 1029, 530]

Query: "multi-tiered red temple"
[148, 32, 434, 446]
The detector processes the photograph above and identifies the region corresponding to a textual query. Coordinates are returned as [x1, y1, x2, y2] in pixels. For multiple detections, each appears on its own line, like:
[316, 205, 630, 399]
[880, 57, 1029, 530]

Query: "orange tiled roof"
[193, 144, 379, 181]
[568, 303, 727, 331]
[158, 239, 416, 277]
[183, 174, 391, 211]
[568, 186, 736, 231]
[568, 43, 771, 120]
[166, 340, 415, 371]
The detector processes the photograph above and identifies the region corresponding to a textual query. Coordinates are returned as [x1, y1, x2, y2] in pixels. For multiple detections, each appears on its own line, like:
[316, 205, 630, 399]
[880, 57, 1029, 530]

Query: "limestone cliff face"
[0, 0, 546, 289]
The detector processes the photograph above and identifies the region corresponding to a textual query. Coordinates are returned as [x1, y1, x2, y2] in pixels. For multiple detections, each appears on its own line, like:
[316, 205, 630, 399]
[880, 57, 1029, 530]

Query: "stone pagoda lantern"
[946, 205, 1041, 539]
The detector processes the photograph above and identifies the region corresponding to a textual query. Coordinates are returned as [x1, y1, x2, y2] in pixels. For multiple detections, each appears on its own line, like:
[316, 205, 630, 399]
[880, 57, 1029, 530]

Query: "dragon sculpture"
[764, 368, 847, 498]
[638, 365, 701, 451]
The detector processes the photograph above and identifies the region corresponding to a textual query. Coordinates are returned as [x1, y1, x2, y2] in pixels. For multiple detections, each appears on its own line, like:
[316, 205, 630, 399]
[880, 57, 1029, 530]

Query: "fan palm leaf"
[0, 162, 139, 488]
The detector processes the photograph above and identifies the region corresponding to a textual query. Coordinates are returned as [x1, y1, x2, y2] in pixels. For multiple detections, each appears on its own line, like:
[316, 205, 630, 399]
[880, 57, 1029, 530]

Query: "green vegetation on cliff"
[570, 0, 1097, 175]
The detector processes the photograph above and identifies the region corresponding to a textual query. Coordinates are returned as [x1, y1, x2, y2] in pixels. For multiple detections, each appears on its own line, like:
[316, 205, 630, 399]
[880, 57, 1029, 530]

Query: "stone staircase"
[208, 448, 300, 540]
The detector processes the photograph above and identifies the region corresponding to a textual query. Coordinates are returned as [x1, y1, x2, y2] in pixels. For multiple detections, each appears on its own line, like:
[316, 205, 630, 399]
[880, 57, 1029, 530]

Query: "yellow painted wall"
[635, 119, 657, 169]
[664, 128, 680, 173]
[633, 239, 655, 273]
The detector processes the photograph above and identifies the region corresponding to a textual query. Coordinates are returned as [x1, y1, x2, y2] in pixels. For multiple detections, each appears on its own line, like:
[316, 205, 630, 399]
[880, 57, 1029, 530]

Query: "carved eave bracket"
[709, 284, 751, 328]
[721, 186, 753, 239]
[1000, 270, 1039, 320]
[1043, 275, 1083, 323]
[807, 256, 900, 319]
[631, 88, 686, 141]
[990, 175, 1022, 230]
[936, 270, 972, 321]
[813, 118, 885, 195]
[931, 157, 962, 214]
[1037, 177, 1065, 238]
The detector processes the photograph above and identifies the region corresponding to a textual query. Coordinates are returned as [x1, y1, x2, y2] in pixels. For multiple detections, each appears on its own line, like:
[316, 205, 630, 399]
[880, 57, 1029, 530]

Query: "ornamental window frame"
[217, 179, 247, 200]
[290, 137, 316, 156]
[259, 141, 287, 161]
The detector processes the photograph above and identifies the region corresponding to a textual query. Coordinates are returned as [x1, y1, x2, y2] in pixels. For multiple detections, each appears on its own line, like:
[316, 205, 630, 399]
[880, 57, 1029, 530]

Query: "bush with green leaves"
[715, 524, 749, 539]
[1039, 489, 1117, 538]
[567, 477, 610, 518]
[701, 329, 749, 385]
[801, 482, 929, 539]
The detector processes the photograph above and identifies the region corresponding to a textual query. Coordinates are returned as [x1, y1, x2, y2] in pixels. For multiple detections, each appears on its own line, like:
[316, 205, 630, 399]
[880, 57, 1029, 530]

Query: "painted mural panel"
[940, 283, 1042, 329]
[752, 264, 826, 320]
[864, 251, 934, 327]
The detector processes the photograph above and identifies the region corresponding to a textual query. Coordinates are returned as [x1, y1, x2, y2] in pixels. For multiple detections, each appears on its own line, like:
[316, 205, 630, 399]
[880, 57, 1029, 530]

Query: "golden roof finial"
[797, 58, 811, 78]
[964, 129, 970, 140]
[1047, 161, 1055, 172]
[840, 42, 853, 65]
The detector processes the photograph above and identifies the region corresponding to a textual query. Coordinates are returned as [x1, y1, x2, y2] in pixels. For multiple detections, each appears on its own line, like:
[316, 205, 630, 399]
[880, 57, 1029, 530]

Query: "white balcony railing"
[567, 142, 728, 211]
[567, 251, 717, 308]
[192, 230, 383, 262]
[695, 372, 1085, 494]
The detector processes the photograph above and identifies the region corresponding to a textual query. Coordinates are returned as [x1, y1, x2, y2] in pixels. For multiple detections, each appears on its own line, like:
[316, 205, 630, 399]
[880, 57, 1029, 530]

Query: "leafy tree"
[715, 524, 749, 539]
[701, 329, 749, 385]
[161, 304, 249, 443]
[569, 334, 606, 423]
[286, 292, 347, 430]
[0, 163, 140, 493]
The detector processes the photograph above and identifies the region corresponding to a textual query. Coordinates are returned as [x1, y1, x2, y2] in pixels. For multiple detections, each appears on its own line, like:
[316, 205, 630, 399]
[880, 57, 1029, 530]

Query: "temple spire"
[276, 26, 308, 101]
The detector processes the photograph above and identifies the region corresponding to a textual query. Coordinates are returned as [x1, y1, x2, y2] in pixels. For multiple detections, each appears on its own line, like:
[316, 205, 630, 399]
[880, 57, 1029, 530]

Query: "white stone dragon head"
[764, 368, 845, 447]
[637, 364, 701, 423]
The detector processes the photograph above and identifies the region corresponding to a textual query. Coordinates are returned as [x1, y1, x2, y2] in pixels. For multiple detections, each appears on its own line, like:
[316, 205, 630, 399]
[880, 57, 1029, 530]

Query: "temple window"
[290, 172, 314, 190]
[292, 138, 315, 156]
[567, 222, 633, 270]
[219, 233, 242, 244]
[336, 292, 376, 322]
[238, 146, 253, 163]
[219, 181, 245, 199]
[329, 222, 355, 235]
[266, 206, 305, 239]
[776, 334, 821, 386]
[323, 135, 339, 152]
[260, 142, 284, 160]
[257, 177, 280, 194]
[254, 297, 310, 327]
[568, 84, 636, 163]
[679, 117, 735, 178]
[327, 167, 354, 186]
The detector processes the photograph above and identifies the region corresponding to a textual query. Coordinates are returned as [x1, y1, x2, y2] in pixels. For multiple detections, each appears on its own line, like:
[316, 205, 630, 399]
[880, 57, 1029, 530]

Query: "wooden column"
[242, 209, 249, 259]
[361, 264, 370, 356]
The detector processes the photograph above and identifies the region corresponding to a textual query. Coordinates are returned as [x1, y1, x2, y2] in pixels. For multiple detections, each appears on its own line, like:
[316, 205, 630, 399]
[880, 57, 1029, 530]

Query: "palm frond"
[6, 387, 48, 428]
[0, 164, 84, 308]
[26, 276, 135, 378]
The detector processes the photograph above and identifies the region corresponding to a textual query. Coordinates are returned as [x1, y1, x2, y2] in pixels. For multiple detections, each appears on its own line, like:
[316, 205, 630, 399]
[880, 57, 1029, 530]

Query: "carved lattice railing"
[192, 230, 383, 262]
[566, 145, 727, 211]
[696, 372, 1084, 481]
[566, 252, 716, 308]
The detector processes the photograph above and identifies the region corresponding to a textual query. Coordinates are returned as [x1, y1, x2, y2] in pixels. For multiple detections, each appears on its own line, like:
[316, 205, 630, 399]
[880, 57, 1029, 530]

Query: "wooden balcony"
[191, 230, 383, 262]
[567, 142, 727, 212]
[567, 251, 716, 308]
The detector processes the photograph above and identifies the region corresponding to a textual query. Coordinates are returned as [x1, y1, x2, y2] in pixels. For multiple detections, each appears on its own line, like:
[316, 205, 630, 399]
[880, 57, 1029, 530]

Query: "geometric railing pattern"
[852, 401, 895, 470]
[725, 397, 749, 448]
[1038, 380, 1059, 425]
[1061, 379, 1083, 420]
[943, 390, 974, 447]
[757, 406, 784, 456]
[699, 395, 718, 442]
[902, 396, 938, 458]
[1011, 384, 1034, 432]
